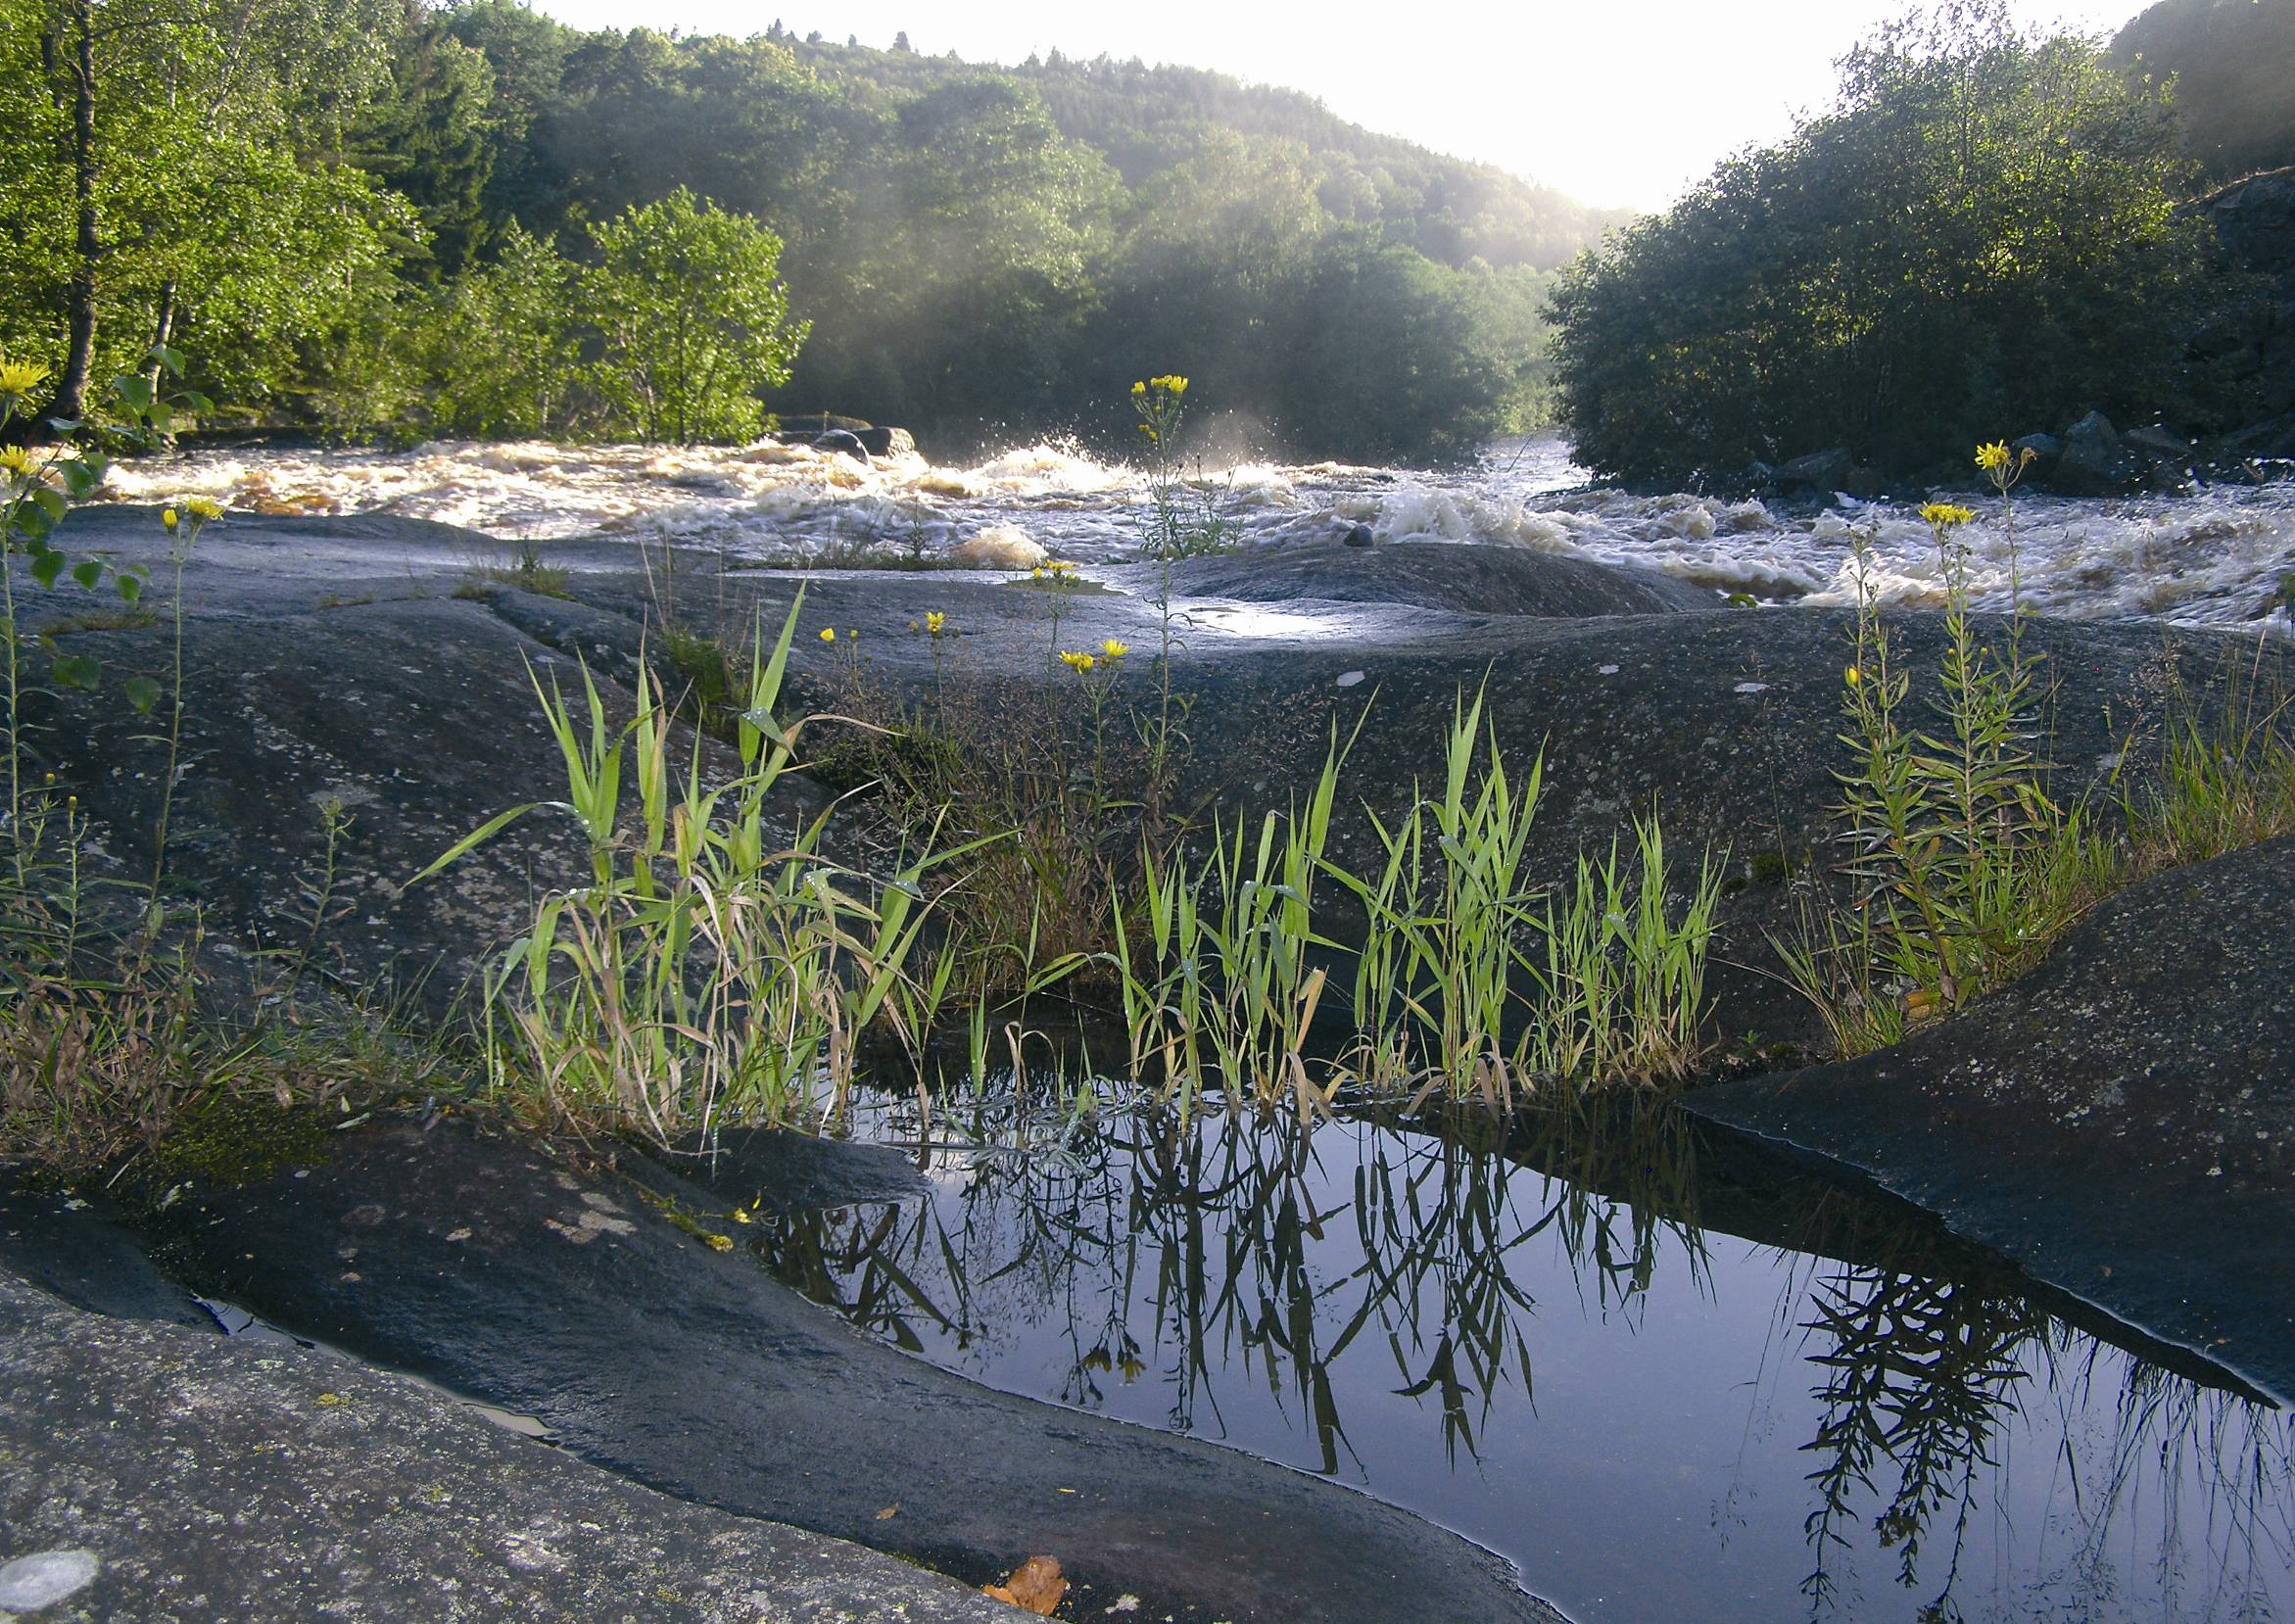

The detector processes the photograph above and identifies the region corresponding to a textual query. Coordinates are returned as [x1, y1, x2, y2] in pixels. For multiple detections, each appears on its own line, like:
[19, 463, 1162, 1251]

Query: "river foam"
[98, 433, 2295, 628]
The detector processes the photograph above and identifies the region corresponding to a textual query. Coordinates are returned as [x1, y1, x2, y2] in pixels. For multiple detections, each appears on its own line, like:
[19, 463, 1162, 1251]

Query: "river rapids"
[99, 433, 2295, 628]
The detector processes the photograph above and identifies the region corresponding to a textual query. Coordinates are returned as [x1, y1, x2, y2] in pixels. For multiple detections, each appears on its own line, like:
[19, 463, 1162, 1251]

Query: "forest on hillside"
[0, 0, 1622, 460]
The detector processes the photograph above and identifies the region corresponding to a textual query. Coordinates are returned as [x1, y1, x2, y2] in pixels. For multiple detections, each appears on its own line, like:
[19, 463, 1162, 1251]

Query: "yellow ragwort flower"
[0, 358, 48, 398]
[184, 497, 224, 522]
[925, 610, 945, 636]
[1845, 665, 1863, 688]
[1131, 380, 1147, 396]
[162, 507, 179, 533]
[1058, 649, 1095, 673]
[1099, 638, 1129, 659]
[818, 627, 836, 644]
[0, 446, 36, 480]
[1975, 442, 2011, 473]
[1919, 502, 1976, 529]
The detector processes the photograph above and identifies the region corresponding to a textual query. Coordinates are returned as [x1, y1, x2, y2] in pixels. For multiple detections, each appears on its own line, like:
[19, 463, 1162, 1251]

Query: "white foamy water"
[99, 434, 2295, 628]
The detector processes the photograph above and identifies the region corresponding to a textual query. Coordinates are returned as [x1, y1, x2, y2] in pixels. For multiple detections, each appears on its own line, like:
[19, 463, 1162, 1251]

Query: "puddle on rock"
[743, 1092, 2293, 1624]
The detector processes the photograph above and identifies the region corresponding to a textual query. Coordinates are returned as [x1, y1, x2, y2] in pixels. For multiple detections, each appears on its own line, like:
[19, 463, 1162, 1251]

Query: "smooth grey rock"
[1340, 521, 1375, 547]
[140, 1117, 1565, 1624]
[0, 1551, 100, 1611]
[851, 426, 916, 459]
[35, 508, 2283, 1051]
[2010, 431, 2062, 465]
[0, 1267, 1017, 1623]
[1687, 835, 2295, 1405]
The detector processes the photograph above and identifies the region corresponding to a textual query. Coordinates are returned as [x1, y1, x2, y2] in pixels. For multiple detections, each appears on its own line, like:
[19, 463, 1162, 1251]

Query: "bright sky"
[532, 0, 2146, 211]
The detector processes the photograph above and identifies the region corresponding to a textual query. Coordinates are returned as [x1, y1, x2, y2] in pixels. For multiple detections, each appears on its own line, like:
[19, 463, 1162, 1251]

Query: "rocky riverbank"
[7, 505, 2294, 1613]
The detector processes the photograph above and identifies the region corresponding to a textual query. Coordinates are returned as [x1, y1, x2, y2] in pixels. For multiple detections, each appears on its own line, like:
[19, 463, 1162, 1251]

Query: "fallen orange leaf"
[982, 1554, 1067, 1615]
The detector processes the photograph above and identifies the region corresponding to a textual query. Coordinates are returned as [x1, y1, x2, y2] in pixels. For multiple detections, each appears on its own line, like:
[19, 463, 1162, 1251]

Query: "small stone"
[1732, 681, 1769, 693]
[0, 1550, 101, 1611]
[1340, 523, 1375, 548]
[1335, 671, 1365, 689]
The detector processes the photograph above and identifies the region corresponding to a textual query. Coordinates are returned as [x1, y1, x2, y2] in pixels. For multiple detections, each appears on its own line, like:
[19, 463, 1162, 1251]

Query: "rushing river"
[760, 1092, 2293, 1624]
[100, 433, 2295, 628]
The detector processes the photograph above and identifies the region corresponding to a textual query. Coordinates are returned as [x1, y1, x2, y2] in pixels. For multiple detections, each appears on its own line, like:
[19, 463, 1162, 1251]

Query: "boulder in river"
[1775, 446, 1857, 491]
[2054, 409, 2126, 494]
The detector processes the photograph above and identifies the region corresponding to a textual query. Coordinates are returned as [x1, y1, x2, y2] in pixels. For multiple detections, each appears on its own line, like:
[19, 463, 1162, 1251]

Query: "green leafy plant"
[421, 597, 985, 1145]
[584, 186, 810, 445]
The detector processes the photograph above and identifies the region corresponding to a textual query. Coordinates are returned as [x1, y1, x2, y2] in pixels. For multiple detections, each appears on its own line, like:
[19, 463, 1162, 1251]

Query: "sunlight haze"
[530, 0, 2148, 209]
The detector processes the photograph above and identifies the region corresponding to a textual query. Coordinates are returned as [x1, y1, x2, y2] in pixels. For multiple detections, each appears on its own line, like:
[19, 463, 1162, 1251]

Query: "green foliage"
[424, 221, 579, 437]
[1820, 469, 2065, 1022]
[1785, 442, 2295, 1059]
[583, 187, 808, 445]
[421, 601, 974, 1141]
[1550, 0, 2219, 482]
[0, 0, 417, 424]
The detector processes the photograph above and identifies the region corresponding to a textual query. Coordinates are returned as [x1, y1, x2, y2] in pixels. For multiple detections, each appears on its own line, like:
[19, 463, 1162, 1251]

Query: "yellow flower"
[819, 627, 836, 644]
[1058, 649, 1095, 673]
[1845, 665, 1862, 687]
[0, 358, 48, 398]
[1975, 442, 2011, 473]
[162, 507, 179, 533]
[925, 610, 945, 636]
[1919, 502, 1976, 529]
[1131, 380, 1147, 396]
[0, 446, 36, 479]
[1099, 638, 1128, 659]
[184, 497, 224, 521]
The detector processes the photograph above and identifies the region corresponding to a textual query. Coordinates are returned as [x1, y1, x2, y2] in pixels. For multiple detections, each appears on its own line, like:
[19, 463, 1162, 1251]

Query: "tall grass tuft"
[1110, 692, 1721, 1116]
[423, 597, 979, 1147]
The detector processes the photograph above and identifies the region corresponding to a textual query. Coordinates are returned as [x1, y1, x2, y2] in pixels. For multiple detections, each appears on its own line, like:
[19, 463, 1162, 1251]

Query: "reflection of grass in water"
[1785, 1253, 2295, 1623]
[754, 1092, 1706, 1471]
[766, 1093, 2295, 1623]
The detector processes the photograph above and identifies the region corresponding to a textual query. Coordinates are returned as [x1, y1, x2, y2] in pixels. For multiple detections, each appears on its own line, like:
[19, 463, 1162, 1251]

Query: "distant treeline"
[0, 0, 1625, 460]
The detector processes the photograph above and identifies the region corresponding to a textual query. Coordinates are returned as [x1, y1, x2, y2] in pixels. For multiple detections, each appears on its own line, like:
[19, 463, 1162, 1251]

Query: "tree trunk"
[47, 0, 100, 431]
[144, 279, 176, 393]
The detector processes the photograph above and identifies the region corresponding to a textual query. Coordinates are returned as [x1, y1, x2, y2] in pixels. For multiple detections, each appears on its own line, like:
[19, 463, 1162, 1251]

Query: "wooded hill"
[0, 0, 1629, 460]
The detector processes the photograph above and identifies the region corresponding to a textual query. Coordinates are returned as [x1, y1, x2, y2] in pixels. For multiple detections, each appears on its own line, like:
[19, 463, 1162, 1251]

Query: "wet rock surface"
[120, 1115, 1563, 1624]
[36, 507, 2278, 1049]
[1687, 834, 2295, 1404]
[0, 1266, 1019, 1623]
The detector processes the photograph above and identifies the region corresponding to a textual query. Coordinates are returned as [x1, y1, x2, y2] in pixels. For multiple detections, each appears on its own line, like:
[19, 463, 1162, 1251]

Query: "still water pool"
[756, 1094, 2292, 1623]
